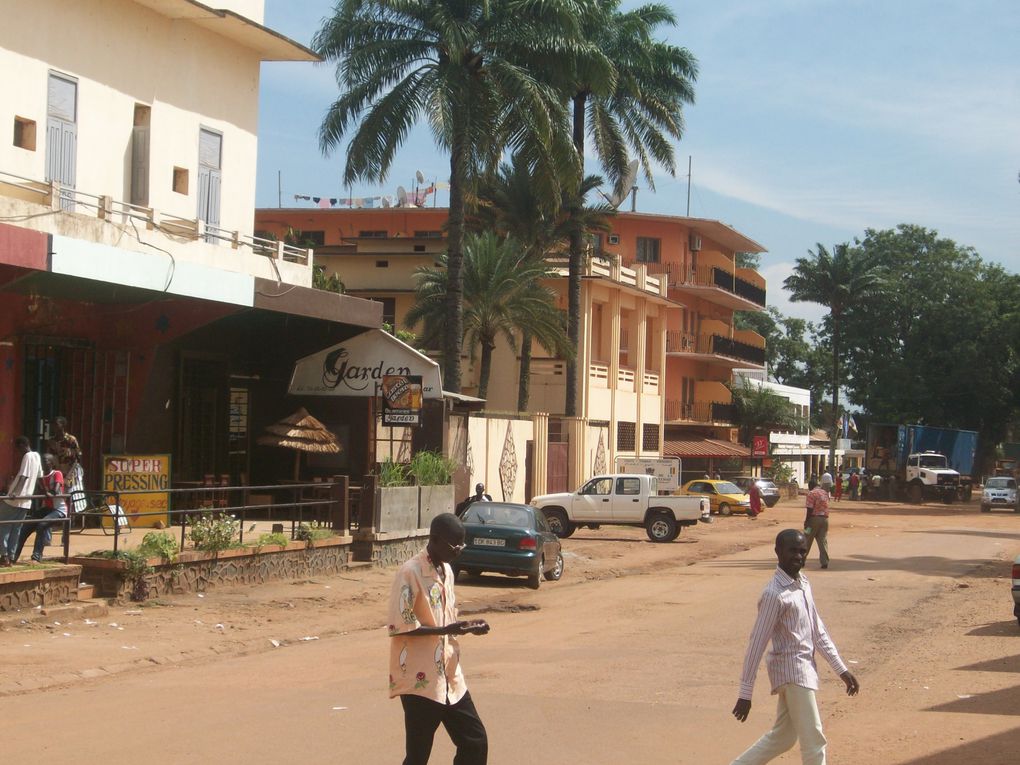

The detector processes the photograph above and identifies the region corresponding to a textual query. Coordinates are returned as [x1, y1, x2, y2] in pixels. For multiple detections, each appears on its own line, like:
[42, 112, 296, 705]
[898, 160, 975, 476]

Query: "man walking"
[730, 529, 860, 765]
[388, 513, 490, 764]
[804, 480, 831, 569]
[1, 436, 43, 566]
[748, 480, 762, 520]
[455, 484, 492, 517]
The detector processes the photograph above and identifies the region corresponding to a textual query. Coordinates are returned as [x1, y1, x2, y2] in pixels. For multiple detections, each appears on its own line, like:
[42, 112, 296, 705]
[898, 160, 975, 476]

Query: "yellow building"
[254, 206, 767, 487]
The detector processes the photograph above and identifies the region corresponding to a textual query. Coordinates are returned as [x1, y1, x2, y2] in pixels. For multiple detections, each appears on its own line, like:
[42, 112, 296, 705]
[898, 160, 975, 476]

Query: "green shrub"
[379, 457, 408, 487]
[188, 513, 240, 552]
[255, 532, 289, 549]
[138, 532, 179, 562]
[295, 520, 335, 543]
[408, 450, 455, 486]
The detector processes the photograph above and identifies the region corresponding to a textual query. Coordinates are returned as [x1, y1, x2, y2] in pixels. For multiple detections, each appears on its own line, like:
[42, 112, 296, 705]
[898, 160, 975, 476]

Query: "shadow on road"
[924, 683, 1020, 716]
[702, 554, 1003, 579]
[966, 621, 1020, 638]
[957, 654, 1020, 673]
[892, 726, 1020, 764]
[905, 528, 1020, 541]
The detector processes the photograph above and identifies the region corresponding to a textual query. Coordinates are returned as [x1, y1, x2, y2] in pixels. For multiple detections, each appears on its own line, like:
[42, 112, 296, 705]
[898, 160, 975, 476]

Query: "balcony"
[665, 331, 766, 368]
[546, 255, 668, 299]
[664, 400, 735, 424]
[647, 262, 766, 311]
[0, 170, 313, 266]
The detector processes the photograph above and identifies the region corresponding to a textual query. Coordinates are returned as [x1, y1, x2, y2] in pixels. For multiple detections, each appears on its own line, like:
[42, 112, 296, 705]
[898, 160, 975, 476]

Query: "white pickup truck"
[531, 474, 711, 543]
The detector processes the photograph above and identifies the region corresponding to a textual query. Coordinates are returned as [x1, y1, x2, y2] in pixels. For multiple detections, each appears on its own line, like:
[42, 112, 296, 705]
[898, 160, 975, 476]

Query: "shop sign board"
[752, 436, 769, 458]
[382, 374, 423, 426]
[102, 454, 171, 527]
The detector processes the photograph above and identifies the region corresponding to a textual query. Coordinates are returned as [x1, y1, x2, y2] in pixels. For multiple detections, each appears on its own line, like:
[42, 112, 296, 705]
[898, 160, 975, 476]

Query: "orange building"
[254, 206, 766, 484]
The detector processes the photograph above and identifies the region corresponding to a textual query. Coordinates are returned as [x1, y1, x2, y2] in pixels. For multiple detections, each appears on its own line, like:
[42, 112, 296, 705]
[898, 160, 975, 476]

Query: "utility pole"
[686, 155, 692, 216]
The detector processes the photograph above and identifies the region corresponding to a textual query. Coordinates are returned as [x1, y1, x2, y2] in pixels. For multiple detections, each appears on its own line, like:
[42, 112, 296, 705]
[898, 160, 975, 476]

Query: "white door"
[197, 128, 222, 241]
[46, 73, 77, 211]
[571, 476, 614, 522]
[611, 476, 644, 520]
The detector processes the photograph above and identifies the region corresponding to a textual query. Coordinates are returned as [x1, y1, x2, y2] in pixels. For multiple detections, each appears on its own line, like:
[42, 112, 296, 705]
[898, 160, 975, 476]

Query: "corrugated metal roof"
[664, 438, 751, 458]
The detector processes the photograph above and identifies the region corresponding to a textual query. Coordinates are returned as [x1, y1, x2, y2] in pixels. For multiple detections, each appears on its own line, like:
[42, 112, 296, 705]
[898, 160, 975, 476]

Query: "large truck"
[865, 423, 978, 503]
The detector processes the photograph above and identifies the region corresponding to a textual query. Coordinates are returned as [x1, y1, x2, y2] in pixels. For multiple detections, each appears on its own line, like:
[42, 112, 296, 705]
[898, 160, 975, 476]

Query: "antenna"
[396, 186, 408, 207]
[381, 196, 391, 208]
[415, 170, 425, 184]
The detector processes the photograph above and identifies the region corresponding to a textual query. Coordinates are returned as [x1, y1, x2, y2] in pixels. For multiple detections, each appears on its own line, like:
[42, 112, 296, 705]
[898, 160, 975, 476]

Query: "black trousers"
[400, 691, 487, 765]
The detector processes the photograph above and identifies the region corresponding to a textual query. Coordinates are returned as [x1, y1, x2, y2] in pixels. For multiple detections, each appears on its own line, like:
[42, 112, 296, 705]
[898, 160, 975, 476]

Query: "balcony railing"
[665, 332, 766, 366]
[0, 170, 312, 265]
[647, 262, 766, 307]
[664, 400, 735, 424]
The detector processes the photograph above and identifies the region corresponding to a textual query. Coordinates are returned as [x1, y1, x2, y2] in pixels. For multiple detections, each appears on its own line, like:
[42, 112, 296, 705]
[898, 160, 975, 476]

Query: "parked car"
[981, 476, 1019, 513]
[454, 503, 563, 589]
[680, 479, 752, 516]
[730, 476, 781, 508]
[531, 474, 709, 543]
[1012, 553, 1020, 627]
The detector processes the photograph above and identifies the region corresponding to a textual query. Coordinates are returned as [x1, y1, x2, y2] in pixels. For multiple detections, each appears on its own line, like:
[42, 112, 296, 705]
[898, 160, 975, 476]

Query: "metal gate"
[547, 442, 569, 493]
[22, 341, 130, 488]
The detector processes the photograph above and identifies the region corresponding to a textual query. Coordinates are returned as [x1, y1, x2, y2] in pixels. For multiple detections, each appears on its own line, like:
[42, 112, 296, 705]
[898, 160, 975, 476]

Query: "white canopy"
[288, 329, 443, 399]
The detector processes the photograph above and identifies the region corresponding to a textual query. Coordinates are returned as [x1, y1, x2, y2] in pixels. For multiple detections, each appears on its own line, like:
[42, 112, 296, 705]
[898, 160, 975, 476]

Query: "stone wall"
[70, 538, 353, 601]
[353, 530, 428, 568]
[0, 566, 81, 612]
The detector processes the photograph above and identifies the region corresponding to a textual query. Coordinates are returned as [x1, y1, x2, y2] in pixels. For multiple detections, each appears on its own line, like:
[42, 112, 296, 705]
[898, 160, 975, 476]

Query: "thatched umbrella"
[257, 408, 341, 480]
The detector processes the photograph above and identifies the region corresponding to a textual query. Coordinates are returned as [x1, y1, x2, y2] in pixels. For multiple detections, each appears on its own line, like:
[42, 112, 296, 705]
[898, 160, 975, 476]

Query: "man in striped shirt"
[730, 529, 859, 765]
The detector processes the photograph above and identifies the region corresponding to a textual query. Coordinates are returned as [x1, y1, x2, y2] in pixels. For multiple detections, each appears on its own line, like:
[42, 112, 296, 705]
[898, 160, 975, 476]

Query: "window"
[302, 230, 326, 247]
[617, 421, 636, 451]
[371, 297, 396, 327]
[359, 230, 388, 238]
[580, 477, 612, 495]
[616, 477, 641, 495]
[413, 244, 426, 252]
[130, 105, 150, 206]
[636, 237, 661, 263]
[642, 424, 660, 451]
[375, 260, 389, 268]
[172, 166, 189, 194]
[413, 230, 442, 238]
[13, 117, 36, 151]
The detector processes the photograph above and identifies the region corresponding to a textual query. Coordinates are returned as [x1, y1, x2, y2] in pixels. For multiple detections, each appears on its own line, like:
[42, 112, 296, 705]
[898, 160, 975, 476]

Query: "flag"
[847, 414, 858, 434]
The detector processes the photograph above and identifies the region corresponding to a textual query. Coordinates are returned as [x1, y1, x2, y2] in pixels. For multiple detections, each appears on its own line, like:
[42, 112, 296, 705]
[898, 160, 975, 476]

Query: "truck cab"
[906, 451, 960, 502]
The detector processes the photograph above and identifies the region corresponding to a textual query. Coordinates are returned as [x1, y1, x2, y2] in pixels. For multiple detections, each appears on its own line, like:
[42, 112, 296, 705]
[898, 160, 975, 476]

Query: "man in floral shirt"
[388, 513, 490, 764]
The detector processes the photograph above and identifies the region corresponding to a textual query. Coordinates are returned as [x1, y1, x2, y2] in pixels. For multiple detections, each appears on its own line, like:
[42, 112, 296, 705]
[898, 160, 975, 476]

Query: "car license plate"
[474, 537, 505, 547]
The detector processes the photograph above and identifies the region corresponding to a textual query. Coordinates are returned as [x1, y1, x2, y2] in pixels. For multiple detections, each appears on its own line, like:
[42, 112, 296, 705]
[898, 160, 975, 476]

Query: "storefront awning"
[288, 329, 443, 399]
[664, 438, 751, 459]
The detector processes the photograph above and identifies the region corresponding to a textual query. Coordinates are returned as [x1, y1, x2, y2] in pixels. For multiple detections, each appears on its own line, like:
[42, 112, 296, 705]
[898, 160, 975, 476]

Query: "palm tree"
[406, 231, 572, 400]
[470, 155, 613, 409]
[784, 242, 884, 468]
[560, 0, 699, 415]
[313, 0, 596, 393]
[729, 378, 806, 447]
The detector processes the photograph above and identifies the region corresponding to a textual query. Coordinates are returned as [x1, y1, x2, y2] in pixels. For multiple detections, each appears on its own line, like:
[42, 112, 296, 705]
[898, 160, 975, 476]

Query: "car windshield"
[715, 481, 741, 494]
[758, 481, 777, 489]
[985, 477, 1016, 490]
[463, 504, 534, 529]
[918, 455, 948, 468]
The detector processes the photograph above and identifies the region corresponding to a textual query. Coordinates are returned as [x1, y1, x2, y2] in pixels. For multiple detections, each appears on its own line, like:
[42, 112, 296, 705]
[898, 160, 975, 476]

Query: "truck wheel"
[944, 489, 956, 504]
[908, 483, 923, 504]
[527, 556, 542, 589]
[980, 504, 990, 513]
[963, 485, 973, 502]
[544, 509, 575, 539]
[544, 551, 564, 581]
[718, 503, 732, 516]
[646, 513, 678, 543]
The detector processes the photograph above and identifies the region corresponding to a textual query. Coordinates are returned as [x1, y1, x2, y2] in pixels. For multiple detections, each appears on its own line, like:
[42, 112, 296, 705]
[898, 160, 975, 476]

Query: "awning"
[664, 438, 751, 459]
[289, 329, 443, 399]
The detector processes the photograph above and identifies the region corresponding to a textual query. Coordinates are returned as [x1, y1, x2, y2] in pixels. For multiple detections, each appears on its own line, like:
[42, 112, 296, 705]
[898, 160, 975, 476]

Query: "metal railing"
[0, 480, 350, 564]
[666, 331, 766, 365]
[664, 400, 735, 424]
[647, 262, 767, 307]
[0, 170, 312, 265]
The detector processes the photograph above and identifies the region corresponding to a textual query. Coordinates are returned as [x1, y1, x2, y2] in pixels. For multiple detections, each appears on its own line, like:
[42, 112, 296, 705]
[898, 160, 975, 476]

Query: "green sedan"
[454, 502, 564, 589]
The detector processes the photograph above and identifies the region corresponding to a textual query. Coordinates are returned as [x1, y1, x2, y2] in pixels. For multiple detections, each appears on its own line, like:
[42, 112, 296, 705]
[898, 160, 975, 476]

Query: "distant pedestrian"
[714, 469, 723, 480]
[388, 513, 490, 764]
[803, 480, 830, 569]
[15, 454, 67, 563]
[819, 470, 833, 496]
[1, 436, 43, 566]
[46, 417, 85, 515]
[834, 472, 843, 502]
[729, 529, 860, 765]
[455, 483, 493, 517]
[848, 471, 860, 501]
[748, 481, 762, 520]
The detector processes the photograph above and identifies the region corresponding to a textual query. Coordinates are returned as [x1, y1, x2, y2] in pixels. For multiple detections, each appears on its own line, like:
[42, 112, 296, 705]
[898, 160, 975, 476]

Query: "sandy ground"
[1, 497, 1018, 764]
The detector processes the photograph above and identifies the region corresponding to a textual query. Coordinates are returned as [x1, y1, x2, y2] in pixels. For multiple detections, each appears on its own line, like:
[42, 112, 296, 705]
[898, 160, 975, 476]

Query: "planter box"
[0, 565, 82, 612]
[419, 484, 455, 528]
[375, 484, 455, 533]
[69, 536, 353, 601]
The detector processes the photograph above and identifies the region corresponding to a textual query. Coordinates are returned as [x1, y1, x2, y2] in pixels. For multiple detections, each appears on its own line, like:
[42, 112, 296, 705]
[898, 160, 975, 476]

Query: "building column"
[565, 416, 585, 489]
[531, 411, 549, 497]
[608, 283, 621, 466]
[634, 295, 648, 456]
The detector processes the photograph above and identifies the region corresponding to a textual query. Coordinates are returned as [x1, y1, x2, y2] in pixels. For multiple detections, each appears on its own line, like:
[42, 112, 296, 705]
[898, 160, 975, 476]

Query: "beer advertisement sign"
[103, 454, 171, 527]
[382, 374, 423, 426]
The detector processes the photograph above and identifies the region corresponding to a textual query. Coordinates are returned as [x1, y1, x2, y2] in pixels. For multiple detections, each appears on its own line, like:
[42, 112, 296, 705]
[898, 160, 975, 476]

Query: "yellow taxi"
[680, 479, 753, 516]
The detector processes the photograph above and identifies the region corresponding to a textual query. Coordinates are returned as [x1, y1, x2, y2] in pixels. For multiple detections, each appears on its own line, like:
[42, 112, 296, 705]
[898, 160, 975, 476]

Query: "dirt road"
[2, 498, 1018, 763]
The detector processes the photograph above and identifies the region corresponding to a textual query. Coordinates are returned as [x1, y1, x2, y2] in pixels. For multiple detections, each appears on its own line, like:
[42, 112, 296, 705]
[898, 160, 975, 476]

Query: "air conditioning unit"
[689, 234, 702, 251]
[608, 234, 620, 245]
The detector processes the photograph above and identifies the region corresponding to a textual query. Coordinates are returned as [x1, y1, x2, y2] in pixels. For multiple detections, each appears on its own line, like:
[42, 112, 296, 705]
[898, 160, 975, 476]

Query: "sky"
[255, 0, 1020, 323]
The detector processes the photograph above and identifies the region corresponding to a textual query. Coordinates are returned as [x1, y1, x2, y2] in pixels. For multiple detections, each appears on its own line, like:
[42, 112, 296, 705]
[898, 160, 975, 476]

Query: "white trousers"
[731, 684, 827, 765]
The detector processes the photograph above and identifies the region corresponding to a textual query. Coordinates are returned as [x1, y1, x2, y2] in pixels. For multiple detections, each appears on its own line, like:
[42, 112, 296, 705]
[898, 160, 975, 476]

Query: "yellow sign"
[102, 454, 171, 527]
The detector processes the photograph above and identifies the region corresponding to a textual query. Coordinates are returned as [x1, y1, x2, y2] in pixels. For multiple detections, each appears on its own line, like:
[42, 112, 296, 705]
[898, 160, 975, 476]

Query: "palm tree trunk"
[478, 342, 495, 401]
[443, 113, 468, 394]
[517, 328, 533, 412]
[829, 322, 840, 471]
[566, 92, 588, 417]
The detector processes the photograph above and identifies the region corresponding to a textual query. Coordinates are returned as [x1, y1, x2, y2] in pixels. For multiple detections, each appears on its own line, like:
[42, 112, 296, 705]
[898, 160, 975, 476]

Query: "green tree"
[839, 225, 1020, 473]
[560, 0, 698, 415]
[784, 242, 884, 466]
[729, 378, 806, 447]
[470, 156, 612, 409]
[314, 0, 591, 393]
[405, 231, 573, 400]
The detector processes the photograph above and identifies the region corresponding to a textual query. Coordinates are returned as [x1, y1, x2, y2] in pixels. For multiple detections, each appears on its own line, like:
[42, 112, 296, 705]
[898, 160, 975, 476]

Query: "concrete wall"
[465, 415, 534, 503]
